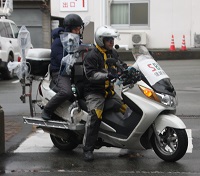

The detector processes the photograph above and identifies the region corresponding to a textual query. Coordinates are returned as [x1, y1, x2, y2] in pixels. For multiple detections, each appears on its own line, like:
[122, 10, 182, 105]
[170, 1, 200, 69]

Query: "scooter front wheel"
[50, 134, 79, 151]
[151, 127, 188, 162]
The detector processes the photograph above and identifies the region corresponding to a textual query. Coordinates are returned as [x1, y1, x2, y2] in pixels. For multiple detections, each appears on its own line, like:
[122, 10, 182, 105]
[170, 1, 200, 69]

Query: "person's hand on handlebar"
[107, 72, 118, 80]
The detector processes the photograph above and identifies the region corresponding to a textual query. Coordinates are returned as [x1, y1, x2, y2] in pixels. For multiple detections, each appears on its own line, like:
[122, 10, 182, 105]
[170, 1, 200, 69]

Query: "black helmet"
[63, 14, 84, 29]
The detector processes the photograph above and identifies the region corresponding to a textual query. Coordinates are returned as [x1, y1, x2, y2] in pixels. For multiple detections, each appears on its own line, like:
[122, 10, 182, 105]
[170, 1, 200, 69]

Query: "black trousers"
[83, 93, 123, 152]
[44, 74, 74, 114]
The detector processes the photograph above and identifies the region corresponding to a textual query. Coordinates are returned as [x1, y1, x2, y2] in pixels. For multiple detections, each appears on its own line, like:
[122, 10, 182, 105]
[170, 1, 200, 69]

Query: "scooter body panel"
[96, 89, 181, 150]
[40, 79, 55, 104]
[154, 114, 186, 133]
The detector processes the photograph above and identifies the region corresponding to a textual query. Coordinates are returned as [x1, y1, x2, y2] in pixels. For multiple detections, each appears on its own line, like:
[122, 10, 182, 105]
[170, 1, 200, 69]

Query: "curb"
[4, 115, 33, 153]
[0, 106, 5, 154]
[118, 50, 200, 61]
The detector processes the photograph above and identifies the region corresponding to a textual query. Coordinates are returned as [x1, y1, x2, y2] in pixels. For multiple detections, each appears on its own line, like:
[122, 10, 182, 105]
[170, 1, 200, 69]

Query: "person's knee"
[60, 90, 73, 99]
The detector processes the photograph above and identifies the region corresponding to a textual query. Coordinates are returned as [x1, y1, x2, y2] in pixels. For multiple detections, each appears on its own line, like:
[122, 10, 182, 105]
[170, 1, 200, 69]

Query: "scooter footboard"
[23, 116, 85, 130]
[154, 114, 186, 133]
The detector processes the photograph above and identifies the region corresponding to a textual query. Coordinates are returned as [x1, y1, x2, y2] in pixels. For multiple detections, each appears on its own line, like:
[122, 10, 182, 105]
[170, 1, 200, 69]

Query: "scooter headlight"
[156, 93, 178, 108]
[138, 85, 178, 108]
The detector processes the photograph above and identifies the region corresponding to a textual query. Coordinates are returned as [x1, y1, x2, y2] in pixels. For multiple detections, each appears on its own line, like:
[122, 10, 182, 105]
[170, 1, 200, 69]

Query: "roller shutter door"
[10, 9, 43, 48]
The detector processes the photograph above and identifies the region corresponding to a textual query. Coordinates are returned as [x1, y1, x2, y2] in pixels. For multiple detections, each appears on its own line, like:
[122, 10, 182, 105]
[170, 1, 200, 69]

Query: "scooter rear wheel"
[50, 134, 79, 151]
[151, 127, 188, 162]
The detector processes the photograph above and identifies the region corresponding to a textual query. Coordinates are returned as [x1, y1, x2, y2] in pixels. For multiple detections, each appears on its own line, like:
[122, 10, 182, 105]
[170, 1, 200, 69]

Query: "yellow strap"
[96, 45, 108, 69]
[120, 104, 128, 114]
[105, 80, 109, 89]
[96, 45, 115, 97]
[95, 109, 103, 120]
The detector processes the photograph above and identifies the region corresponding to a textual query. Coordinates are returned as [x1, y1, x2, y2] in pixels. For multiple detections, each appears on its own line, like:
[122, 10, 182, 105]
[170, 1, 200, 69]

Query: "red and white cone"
[181, 35, 187, 51]
[170, 34, 176, 51]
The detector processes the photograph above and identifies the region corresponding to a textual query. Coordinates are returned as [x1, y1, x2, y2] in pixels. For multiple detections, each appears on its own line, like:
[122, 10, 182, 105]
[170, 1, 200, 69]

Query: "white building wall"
[51, 0, 200, 49]
[51, 0, 103, 30]
[148, 0, 192, 49]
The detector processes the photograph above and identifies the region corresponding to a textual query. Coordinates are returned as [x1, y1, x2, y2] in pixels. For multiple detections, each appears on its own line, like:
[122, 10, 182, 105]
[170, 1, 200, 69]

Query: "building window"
[110, 0, 149, 28]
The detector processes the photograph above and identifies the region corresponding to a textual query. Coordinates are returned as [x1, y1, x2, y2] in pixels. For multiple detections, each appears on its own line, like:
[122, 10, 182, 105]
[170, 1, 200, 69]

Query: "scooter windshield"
[132, 46, 175, 96]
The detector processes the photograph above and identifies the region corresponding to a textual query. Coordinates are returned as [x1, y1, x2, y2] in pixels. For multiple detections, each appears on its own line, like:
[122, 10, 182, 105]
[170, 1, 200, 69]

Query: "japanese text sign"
[137, 56, 169, 85]
[60, 0, 88, 11]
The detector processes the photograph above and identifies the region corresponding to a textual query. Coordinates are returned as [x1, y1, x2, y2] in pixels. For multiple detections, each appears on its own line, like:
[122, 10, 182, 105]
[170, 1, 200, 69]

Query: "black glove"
[127, 66, 137, 74]
[127, 67, 141, 79]
[121, 67, 142, 86]
[107, 72, 118, 80]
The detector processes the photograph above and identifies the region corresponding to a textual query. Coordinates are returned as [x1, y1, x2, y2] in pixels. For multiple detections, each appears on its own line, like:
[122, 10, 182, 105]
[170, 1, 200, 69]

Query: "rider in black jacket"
[41, 14, 84, 120]
[83, 47, 122, 97]
[83, 25, 127, 161]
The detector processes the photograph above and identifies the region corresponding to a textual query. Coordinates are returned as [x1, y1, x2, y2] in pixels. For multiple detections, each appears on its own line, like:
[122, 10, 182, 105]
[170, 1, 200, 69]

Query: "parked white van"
[0, 16, 22, 79]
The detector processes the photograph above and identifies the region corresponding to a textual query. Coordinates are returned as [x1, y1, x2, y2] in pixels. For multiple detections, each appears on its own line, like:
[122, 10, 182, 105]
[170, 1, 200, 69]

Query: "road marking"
[11, 80, 20, 84]
[14, 129, 53, 153]
[186, 129, 193, 153]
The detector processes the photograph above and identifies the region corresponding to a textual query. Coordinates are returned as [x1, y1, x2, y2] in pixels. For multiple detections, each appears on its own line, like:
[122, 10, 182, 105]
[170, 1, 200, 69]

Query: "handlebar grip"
[110, 78, 116, 83]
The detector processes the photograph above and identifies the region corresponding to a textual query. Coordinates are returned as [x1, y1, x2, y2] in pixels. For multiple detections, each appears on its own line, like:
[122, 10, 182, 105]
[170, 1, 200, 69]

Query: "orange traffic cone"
[181, 35, 187, 51]
[170, 34, 176, 51]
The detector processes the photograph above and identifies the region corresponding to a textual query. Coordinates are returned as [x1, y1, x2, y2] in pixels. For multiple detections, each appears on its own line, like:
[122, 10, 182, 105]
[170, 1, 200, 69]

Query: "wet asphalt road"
[0, 59, 200, 175]
[0, 145, 200, 176]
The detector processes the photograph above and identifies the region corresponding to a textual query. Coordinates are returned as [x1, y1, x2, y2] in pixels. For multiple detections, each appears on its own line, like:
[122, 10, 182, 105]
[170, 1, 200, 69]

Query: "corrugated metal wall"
[10, 8, 43, 48]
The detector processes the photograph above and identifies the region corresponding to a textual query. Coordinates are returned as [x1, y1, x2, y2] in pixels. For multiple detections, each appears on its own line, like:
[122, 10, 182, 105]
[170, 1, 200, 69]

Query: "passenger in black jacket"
[41, 14, 84, 120]
[83, 25, 127, 161]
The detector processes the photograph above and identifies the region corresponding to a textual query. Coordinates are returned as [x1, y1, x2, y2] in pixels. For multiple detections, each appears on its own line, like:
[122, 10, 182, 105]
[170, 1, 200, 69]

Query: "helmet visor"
[104, 37, 114, 42]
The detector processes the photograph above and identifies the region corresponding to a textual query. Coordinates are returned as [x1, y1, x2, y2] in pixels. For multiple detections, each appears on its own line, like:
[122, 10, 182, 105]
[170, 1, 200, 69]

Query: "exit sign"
[60, 0, 88, 11]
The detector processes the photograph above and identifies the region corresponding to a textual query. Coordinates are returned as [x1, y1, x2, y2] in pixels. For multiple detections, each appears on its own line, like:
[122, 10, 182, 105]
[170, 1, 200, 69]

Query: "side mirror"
[115, 44, 120, 49]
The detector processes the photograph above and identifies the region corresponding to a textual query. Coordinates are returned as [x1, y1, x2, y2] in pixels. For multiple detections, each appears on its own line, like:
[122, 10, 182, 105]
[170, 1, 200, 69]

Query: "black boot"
[83, 151, 94, 162]
[41, 109, 51, 120]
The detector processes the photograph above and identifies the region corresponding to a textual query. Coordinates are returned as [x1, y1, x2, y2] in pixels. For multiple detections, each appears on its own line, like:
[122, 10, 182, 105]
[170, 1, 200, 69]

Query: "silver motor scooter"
[22, 42, 188, 162]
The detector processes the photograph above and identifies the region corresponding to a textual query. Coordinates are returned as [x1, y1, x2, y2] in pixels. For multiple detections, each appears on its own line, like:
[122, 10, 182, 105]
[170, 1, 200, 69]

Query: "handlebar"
[106, 57, 142, 86]
[116, 65, 142, 86]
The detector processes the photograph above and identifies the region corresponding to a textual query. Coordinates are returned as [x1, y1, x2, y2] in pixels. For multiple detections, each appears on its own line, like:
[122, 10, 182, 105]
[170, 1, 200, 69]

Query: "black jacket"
[50, 27, 76, 72]
[83, 47, 126, 97]
[50, 27, 65, 72]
